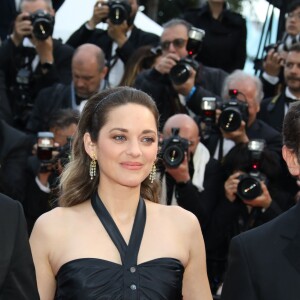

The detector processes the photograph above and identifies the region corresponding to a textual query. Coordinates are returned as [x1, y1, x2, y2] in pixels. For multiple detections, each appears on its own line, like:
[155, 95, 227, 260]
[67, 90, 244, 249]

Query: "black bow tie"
[285, 97, 299, 104]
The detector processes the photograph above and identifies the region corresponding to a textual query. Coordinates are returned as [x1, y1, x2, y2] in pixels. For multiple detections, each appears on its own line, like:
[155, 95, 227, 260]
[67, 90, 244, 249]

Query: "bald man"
[26, 43, 108, 134]
[160, 114, 224, 231]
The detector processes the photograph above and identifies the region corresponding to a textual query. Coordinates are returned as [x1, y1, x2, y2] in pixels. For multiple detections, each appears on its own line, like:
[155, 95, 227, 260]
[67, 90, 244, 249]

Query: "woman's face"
[93, 103, 158, 188]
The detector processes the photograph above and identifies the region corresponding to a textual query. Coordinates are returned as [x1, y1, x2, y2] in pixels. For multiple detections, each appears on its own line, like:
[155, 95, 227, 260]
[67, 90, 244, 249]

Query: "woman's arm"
[182, 213, 213, 300]
[30, 214, 57, 300]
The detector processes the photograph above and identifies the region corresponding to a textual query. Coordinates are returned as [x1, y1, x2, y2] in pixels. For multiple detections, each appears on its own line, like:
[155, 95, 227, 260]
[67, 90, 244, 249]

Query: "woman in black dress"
[30, 86, 212, 299]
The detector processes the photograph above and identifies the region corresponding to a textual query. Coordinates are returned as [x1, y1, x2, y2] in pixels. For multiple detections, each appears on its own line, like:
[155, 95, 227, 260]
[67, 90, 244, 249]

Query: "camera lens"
[109, 1, 131, 25]
[219, 108, 242, 132]
[163, 144, 185, 168]
[237, 176, 262, 201]
[30, 10, 54, 40]
[169, 63, 191, 85]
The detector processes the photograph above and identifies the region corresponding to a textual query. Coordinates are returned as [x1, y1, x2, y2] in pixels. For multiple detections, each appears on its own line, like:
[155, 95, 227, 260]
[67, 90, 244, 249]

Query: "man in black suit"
[0, 119, 31, 202]
[26, 43, 107, 134]
[259, 42, 300, 133]
[0, 0, 74, 129]
[66, 0, 159, 87]
[0, 192, 39, 300]
[221, 101, 300, 300]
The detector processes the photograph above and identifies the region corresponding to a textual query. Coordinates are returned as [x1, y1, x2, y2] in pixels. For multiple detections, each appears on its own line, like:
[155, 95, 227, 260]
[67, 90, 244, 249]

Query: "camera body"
[27, 10, 54, 40]
[236, 139, 266, 201]
[160, 128, 189, 168]
[101, 0, 132, 25]
[218, 89, 249, 132]
[37, 132, 72, 172]
[169, 27, 205, 85]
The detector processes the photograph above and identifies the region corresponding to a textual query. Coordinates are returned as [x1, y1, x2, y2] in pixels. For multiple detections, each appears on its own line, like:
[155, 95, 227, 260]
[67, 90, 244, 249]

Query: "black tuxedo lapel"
[282, 203, 300, 274]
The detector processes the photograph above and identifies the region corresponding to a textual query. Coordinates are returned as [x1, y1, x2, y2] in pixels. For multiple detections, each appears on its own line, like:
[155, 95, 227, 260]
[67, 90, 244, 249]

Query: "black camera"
[37, 132, 55, 165]
[218, 89, 249, 132]
[37, 132, 73, 172]
[101, 0, 132, 25]
[236, 139, 266, 201]
[201, 97, 217, 125]
[26, 10, 54, 40]
[160, 128, 189, 168]
[169, 27, 205, 85]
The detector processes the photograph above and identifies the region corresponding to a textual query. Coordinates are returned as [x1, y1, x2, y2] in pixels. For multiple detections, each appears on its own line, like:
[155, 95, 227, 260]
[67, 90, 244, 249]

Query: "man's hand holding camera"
[11, 12, 33, 46]
[225, 171, 272, 210]
[87, 1, 110, 29]
[165, 153, 191, 184]
[220, 120, 249, 144]
[154, 53, 180, 75]
[263, 48, 285, 77]
[107, 19, 129, 48]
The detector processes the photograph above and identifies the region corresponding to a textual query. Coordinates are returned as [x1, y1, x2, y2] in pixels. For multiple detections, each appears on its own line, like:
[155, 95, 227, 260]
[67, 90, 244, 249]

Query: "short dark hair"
[48, 108, 80, 130]
[162, 18, 192, 31]
[289, 42, 300, 52]
[287, 1, 300, 13]
[283, 101, 300, 162]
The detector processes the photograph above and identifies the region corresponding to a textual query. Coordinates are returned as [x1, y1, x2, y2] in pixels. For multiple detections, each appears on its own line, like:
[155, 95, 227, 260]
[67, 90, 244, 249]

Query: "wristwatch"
[40, 62, 54, 71]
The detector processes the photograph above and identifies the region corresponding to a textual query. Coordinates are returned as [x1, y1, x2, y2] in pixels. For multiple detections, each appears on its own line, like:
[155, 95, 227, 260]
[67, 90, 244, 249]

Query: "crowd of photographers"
[1, 0, 300, 298]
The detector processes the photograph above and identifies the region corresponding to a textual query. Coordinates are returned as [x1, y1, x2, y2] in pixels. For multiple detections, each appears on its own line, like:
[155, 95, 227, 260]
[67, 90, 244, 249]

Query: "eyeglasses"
[160, 38, 187, 51]
[285, 12, 300, 20]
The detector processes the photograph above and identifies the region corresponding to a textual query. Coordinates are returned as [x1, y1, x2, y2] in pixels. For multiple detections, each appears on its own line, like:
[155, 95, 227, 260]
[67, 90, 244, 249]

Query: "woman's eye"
[142, 137, 155, 144]
[113, 135, 126, 141]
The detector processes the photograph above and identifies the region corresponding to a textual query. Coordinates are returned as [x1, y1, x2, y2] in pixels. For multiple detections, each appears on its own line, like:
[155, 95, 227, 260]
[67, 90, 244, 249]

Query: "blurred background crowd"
[0, 0, 299, 298]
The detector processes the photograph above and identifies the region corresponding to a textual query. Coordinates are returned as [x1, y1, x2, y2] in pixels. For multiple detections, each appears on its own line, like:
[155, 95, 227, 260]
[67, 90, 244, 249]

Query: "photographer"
[205, 141, 295, 296]
[203, 70, 283, 161]
[259, 43, 300, 133]
[159, 114, 224, 232]
[0, 0, 74, 130]
[23, 108, 79, 234]
[261, 0, 300, 98]
[26, 43, 107, 135]
[134, 18, 228, 130]
[183, 0, 247, 73]
[66, 0, 159, 87]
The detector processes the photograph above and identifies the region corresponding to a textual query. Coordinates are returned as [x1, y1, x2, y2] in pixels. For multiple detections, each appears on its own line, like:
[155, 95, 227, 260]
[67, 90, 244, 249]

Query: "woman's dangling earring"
[90, 154, 97, 180]
[149, 163, 157, 184]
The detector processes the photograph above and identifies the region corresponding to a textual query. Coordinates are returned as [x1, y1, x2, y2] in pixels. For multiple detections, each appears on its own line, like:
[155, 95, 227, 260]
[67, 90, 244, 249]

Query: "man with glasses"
[134, 18, 228, 130]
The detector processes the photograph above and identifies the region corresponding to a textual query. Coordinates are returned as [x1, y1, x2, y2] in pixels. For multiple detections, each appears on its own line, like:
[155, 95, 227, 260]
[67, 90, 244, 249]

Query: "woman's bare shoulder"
[146, 201, 200, 229]
[31, 201, 90, 238]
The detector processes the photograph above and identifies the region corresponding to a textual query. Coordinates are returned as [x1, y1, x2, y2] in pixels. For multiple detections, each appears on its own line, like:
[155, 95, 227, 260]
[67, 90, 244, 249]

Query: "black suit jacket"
[26, 83, 73, 134]
[0, 120, 31, 202]
[66, 24, 159, 64]
[203, 119, 283, 159]
[0, 193, 39, 300]
[258, 93, 287, 133]
[221, 201, 300, 300]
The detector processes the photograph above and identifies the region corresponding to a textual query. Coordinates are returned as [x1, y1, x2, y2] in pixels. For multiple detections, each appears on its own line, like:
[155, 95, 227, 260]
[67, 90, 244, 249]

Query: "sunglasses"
[161, 38, 187, 51]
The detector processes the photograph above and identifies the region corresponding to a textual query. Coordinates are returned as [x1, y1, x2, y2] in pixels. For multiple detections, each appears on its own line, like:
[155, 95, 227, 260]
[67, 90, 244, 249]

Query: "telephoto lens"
[30, 10, 54, 40]
[160, 128, 189, 168]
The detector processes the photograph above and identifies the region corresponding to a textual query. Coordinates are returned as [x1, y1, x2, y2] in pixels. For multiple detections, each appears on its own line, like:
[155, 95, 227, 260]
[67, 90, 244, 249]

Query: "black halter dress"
[54, 193, 184, 299]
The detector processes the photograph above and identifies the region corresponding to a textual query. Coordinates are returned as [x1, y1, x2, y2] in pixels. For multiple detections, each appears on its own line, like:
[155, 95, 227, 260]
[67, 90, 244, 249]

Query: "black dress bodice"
[55, 193, 184, 299]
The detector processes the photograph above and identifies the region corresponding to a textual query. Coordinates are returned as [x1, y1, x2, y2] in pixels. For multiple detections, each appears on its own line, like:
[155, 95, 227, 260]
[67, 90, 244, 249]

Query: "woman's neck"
[97, 183, 141, 223]
[209, 2, 225, 19]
